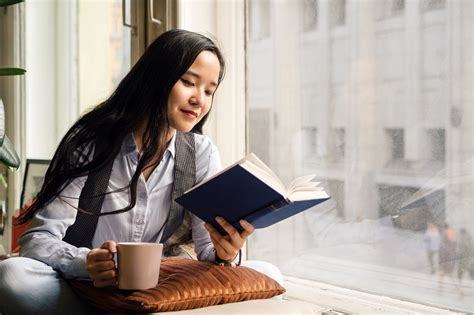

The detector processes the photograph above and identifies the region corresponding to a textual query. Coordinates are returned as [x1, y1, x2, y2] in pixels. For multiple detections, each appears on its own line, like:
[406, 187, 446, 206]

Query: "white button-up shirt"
[19, 132, 222, 279]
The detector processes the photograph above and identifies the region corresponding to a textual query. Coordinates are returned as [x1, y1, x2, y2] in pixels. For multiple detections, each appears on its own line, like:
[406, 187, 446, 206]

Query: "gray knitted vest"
[63, 132, 196, 256]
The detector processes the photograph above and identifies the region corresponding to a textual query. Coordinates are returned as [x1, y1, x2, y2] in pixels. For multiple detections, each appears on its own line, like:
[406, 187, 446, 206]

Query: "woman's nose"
[190, 90, 205, 106]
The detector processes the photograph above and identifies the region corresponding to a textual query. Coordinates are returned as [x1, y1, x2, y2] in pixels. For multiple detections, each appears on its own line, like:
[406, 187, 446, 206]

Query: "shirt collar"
[167, 131, 177, 159]
[122, 131, 177, 159]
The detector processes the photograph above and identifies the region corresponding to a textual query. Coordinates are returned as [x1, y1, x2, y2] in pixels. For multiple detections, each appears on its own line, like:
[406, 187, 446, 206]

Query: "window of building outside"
[246, 0, 473, 313]
[330, 0, 345, 27]
[422, 0, 446, 12]
[302, 0, 318, 32]
[376, 0, 405, 20]
[386, 128, 405, 161]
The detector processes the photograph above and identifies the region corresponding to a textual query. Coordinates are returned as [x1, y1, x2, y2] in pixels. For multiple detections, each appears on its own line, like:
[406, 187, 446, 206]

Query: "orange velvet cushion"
[69, 258, 285, 313]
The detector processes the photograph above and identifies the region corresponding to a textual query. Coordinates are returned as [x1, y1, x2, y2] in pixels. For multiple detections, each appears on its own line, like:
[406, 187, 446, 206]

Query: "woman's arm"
[191, 134, 254, 263]
[191, 135, 221, 261]
[19, 176, 91, 279]
[191, 214, 215, 260]
[19, 231, 90, 279]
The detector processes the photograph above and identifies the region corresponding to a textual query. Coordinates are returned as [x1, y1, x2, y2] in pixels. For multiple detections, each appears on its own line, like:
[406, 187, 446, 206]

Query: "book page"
[240, 159, 286, 195]
[290, 182, 322, 191]
[288, 189, 329, 202]
[287, 174, 329, 201]
[244, 153, 284, 188]
[288, 174, 316, 189]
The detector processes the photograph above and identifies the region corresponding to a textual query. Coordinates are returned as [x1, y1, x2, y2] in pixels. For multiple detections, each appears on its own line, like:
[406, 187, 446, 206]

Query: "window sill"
[283, 276, 463, 314]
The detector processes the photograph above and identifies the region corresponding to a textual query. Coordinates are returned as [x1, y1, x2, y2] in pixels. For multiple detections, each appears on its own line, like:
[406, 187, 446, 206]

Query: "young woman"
[0, 29, 263, 314]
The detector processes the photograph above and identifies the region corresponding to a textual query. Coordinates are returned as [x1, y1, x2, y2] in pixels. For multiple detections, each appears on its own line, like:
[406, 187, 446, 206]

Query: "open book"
[175, 153, 330, 235]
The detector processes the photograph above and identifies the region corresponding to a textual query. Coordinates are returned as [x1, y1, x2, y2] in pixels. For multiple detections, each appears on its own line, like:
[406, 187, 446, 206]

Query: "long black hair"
[17, 29, 226, 224]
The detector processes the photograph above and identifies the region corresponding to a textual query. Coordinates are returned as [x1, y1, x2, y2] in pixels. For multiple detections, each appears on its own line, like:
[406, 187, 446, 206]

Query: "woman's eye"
[205, 90, 214, 96]
[181, 79, 194, 86]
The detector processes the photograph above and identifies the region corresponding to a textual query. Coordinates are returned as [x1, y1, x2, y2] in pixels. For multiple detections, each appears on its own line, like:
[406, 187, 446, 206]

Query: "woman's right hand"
[86, 240, 117, 287]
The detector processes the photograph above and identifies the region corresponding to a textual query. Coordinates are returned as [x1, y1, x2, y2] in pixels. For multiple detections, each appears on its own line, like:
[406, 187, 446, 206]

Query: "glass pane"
[78, 0, 131, 113]
[246, 0, 473, 312]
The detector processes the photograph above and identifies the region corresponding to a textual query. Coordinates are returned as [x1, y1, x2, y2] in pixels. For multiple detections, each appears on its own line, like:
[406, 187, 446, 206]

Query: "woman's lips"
[181, 109, 198, 118]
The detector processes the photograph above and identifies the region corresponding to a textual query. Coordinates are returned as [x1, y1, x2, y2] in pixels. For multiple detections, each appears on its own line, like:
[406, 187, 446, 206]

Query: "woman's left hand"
[205, 216, 255, 262]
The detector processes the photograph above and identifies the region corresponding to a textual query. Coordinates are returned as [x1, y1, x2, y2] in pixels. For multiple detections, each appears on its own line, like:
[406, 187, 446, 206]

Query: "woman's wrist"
[214, 249, 242, 266]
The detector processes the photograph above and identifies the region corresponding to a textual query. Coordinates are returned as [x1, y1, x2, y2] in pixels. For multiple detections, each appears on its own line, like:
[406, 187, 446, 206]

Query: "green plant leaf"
[0, 99, 18, 168]
[0, 67, 26, 76]
[0, 0, 24, 7]
[0, 135, 20, 169]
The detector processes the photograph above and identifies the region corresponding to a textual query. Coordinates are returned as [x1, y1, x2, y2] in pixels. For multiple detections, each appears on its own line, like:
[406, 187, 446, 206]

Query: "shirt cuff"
[213, 249, 242, 266]
[64, 248, 90, 279]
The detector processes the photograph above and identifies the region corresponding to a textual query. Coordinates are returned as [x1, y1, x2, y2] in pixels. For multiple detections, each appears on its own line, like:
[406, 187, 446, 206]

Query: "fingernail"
[216, 216, 223, 222]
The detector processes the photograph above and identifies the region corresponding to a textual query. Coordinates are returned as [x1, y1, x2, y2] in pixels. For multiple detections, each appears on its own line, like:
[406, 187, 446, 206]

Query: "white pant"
[0, 257, 100, 314]
[241, 260, 285, 286]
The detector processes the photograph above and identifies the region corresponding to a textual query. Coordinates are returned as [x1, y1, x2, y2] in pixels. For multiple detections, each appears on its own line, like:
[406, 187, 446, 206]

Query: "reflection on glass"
[247, 0, 473, 312]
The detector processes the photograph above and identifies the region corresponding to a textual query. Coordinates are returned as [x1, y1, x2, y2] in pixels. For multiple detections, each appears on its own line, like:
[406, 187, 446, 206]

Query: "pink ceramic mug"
[116, 242, 163, 290]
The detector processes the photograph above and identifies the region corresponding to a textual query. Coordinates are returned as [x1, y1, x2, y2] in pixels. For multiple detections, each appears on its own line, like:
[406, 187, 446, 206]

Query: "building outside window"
[247, 0, 473, 312]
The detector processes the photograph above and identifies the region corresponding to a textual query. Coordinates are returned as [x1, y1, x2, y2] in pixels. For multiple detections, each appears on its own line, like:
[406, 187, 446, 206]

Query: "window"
[77, 0, 131, 113]
[246, 0, 473, 312]
[326, 179, 345, 218]
[422, 0, 446, 12]
[376, 0, 405, 20]
[386, 128, 405, 161]
[330, 0, 346, 27]
[23, 0, 134, 160]
[427, 128, 445, 162]
[332, 127, 345, 162]
[392, 0, 405, 11]
[302, 0, 318, 32]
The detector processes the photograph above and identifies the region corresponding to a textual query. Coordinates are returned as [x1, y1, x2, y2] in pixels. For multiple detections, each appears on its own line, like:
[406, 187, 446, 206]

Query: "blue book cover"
[175, 153, 330, 235]
[245, 198, 330, 229]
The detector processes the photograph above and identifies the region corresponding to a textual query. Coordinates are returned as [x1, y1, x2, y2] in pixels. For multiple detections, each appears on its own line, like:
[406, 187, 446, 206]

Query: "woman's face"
[167, 50, 220, 136]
